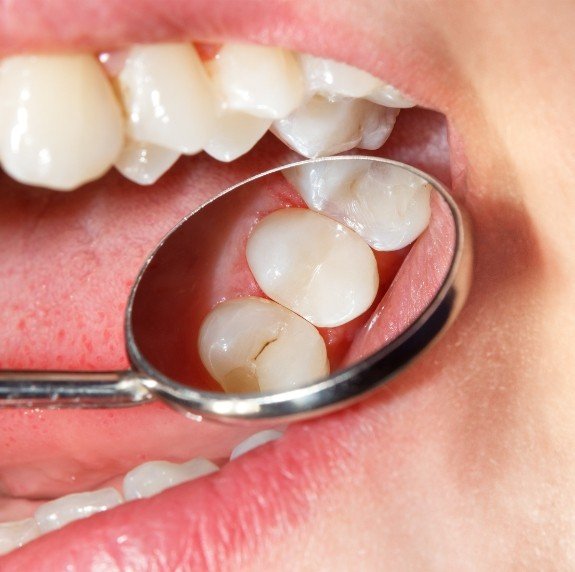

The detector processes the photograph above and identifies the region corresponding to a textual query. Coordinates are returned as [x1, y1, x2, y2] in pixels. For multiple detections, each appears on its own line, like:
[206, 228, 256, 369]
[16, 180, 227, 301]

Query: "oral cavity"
[197, 159, 431, 394]
[0, 430, 282, 556]
[0, 43, 414, 191]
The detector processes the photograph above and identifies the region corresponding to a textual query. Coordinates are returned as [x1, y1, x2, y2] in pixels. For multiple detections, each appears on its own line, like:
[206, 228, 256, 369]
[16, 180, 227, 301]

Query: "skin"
[1, 0, 575, 569]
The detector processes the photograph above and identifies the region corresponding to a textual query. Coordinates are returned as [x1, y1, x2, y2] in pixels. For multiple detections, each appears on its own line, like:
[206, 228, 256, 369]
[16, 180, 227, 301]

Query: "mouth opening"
[0, 21, 457, 568]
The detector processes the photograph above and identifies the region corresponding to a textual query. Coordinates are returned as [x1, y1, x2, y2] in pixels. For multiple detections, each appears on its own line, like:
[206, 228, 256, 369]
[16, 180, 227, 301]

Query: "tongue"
[0, 108, 451, 509]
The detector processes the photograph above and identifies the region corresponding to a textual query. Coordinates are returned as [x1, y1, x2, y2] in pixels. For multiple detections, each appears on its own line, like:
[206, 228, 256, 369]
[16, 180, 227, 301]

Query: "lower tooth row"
[198, 161, 431, 394]
[0, 430, 282, 556]
[0, 43, 414, 191]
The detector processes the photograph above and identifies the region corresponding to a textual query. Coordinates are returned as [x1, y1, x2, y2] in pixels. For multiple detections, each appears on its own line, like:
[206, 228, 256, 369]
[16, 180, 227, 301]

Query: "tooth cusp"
[246, 208, 379, 327]
[198, 297, 329, 393]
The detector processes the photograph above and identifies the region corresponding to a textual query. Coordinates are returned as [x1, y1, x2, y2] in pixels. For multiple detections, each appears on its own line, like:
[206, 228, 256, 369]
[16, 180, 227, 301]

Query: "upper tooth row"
[0, 43, 414, 191]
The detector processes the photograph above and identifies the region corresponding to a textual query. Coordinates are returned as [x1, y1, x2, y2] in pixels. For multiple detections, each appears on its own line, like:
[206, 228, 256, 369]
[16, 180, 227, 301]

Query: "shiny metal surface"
[0, 156, 473, 423]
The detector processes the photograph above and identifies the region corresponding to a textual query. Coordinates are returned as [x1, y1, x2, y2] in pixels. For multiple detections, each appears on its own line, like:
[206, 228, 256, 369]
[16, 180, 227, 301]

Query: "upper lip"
[0, 1, 461, 568]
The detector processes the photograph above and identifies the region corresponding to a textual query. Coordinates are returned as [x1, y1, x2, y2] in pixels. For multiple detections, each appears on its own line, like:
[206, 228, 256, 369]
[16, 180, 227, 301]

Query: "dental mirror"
[0, 156, 472, 424]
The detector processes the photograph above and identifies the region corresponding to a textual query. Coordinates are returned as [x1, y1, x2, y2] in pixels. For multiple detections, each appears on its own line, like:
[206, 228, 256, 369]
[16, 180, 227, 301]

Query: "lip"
[0, 1, 461, 567]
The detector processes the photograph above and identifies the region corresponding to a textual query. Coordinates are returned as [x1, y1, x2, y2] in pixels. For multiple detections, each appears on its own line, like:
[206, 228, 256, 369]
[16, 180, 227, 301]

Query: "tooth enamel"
[123, 458, 218, 501]
[0, 518, 40, 555]
[271, 95, 398, 158]
[206, 44, 305, 119]
[285, 161, 432, 251]
[246, 209, 379, 327]
[199, 297, 329, 392]
[299, 54, 381, 99]
[34, 487, 123, 533]
[230, 429, 284, 460]
[366, 83, 416, 108]
[0, 54, 124, 191]
[115, 140, 180, 185]
[204, 111, 271, 162]
[117, 43, 216, 154]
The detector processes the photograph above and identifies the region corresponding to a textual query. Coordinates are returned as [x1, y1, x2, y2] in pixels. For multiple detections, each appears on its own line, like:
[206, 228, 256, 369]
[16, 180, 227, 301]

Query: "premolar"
[206, 44, 305, 119]
[123, 458, 218, 500]
[0, 54, 124, 191]
[285, 161, 431, 251]
[230, 429, 284, 460]
[198, 297, 329, 393]
[246, 208, 379, 327]
[116, 43, 216, 155]
[271, 95, 398, 158]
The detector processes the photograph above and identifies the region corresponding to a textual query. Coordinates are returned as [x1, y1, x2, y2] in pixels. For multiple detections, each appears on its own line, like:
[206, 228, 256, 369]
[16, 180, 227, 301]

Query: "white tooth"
[246, 209, 379, 327]
[271, 95, 398, 158]
[204, 111, 271, 162]
[366, 83, 416, 108]
[198, 297, 329, 393]
[206, 44, 305, 119]
[299, 54, 381, 99]
[123, 457, 218, 501]
[0, 518, 40, 555]
[117, 43, 216, 154]
[230, 429, 284, 461]
[0, 54, 124, 191]
[34, 488, 123, 534]
[115, 140, 180, 185]
[285, 161, 432, 251]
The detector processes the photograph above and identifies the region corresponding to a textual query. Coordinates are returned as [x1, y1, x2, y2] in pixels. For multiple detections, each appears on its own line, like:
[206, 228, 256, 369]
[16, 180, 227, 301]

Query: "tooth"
[366, 83, 416, 108]
[116, 43, 216, 154]
[198, 297, 329, 393]
[0, 518, 40, 555]
[230, 429, 284, 460]
[34, 487, 123, 533]
[299, 54, 381, 98]
[0, 54, 124, 191]
[115, 140, 180, 185]
[206, 44, 305, 119]
[123, 458, 218, 501]
[204, 111, 271, 162]
[285, 161, 432, 251]
[271, 95, 398, 158]
[246, 209, 379, 327]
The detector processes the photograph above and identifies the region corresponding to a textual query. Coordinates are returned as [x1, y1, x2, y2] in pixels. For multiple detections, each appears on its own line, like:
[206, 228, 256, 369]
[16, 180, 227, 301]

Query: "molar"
[246, 208, 379, 327]
[0, 54, 124, 191]
[206, 44, 305, 119]
[116, 43, 217, 155]
[271, 95, 398, 158]
[198, 297, 329, 393]
[285, 161, 431, 251]
[123, 458, 219, 500]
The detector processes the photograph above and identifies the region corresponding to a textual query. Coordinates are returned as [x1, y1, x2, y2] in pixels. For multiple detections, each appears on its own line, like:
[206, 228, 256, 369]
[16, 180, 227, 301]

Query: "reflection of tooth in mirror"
[283, 159, 432, 251]
[128, 158, 456, 397]
[198, 297, 329, 393]
[246, 208, 379, 327]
